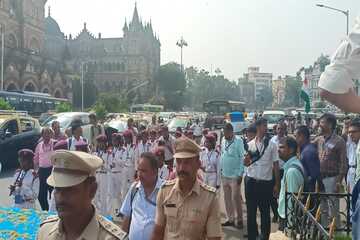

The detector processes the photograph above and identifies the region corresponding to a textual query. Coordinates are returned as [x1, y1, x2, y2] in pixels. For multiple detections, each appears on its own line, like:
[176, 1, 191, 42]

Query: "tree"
[155, 62, 186, 110]
[98, 93, 128, 113]
[56, 102, 72, 113]
[282, 77, 302, 107]
[256, 87, 273, 109]
[92, 102, 107, 120]
[0, 98, 13, 110]
[72, 71, 98, 110]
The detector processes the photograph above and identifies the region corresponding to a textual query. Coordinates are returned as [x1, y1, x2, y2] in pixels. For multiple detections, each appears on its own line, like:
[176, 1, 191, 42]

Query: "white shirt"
[319, 15, 360, 94]
[191, 123, 202, 137]
[246, 136, 279, 181]
[122, 144, 136, 168]
[347, 137, 358, 167]
[111, 146, 125, 171]
[68, 136, 86, 151]
[157, 135, 175, 161]
[270, 135, 284, 168]
[200, 148, 221, 186]
[158, 164, 170, 180]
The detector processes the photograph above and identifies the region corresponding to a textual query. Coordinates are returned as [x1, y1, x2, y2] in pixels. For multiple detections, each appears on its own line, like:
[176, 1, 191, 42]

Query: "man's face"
[52, 122, 60, 134]
[277, 124, 286, 137]
[128, 119, 134, 128]
[246, 131, 256, 141]
[224, 129, 233, 140]
[150, 132, 157, 141]
[54, 179, 96, 218]
[42, 130, 53, 142]
[138, 158, 157, 186]
[112, 138, 119, 147]
[90, 117, 96, 125]
[19, 158, 32, 170]
[97, 141, 106, 150]
[176, 156, 200, 182]
[349, 126, 360, 143]
[205, 139, 214, 150]
[124, 136, 132, 144]
[294, 130, 305, 146]
[278, 143, 291, 161]
[74, 127, 83, 137]
[161, 129, 169, 138]
[319, 119, 331, 135]
[257, 123, 267, 135]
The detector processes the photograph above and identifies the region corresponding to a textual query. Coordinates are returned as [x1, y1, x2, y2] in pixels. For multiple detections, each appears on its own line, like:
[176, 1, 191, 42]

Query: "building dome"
[45, 16, 63, 37]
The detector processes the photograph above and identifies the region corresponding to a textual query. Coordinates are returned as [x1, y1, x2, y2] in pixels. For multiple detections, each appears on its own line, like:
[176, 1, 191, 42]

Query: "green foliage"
[334, 235, 352, 240]
[92, 102, 107, 120]
[282, 76, 302, 107]
[0, 98, 14, 110]
[56, 102, 72, 113]
[184, 67, 240, 111]
[98, 93, 128, 113]
[256, 87, 273, 108]
[155, 62, 186, 110]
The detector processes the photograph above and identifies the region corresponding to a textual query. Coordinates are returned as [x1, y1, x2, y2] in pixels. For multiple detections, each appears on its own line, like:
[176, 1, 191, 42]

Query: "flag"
[300, 78, 311, 113]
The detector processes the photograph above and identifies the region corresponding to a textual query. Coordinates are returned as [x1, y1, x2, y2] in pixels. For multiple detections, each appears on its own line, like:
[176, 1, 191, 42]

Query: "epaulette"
[40, 215, 59, 227]
[200, 182, 216, 193]
[97, 215, 127, 239]
[162, 179, 176, 188]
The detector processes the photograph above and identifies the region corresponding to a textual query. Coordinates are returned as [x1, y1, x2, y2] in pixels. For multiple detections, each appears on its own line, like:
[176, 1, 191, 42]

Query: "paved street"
[0, 169, 250, 239]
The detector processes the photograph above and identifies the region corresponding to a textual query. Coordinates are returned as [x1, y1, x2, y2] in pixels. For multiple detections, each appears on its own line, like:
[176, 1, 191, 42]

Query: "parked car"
[0, 111, 41, 168]
[262, 110, 286, 134]
[41, 112, 91, 133]
[168, 116, 191, 134]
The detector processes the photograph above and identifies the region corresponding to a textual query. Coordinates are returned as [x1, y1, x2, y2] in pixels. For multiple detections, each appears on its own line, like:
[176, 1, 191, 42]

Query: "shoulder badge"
[200, 182, 216, 193]
[40, 215, 59, 227]
[162, 179, 176, 188]
[97, 215, 128, 239]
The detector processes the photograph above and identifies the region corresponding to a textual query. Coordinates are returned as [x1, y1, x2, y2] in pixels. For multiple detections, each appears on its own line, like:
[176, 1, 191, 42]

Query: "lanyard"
[225, 138, 235, 152]
[207, 150, 214, 166]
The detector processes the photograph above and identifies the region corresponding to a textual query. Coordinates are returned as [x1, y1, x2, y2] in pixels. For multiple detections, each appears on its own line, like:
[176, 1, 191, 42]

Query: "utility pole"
[176, 37, 188, 73]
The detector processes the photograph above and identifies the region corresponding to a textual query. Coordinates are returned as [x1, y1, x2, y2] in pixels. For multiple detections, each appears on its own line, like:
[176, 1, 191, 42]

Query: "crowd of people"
[8, 110, 360, 239]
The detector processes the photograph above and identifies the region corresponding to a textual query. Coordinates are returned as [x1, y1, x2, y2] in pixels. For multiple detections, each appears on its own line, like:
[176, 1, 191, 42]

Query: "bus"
[130, 104, 164, 113]
[0, 91, 69, 116]
[203, 99, 246, 129]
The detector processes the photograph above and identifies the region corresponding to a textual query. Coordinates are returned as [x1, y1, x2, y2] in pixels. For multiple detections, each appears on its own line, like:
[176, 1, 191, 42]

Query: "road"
[0, 169, 245, 239]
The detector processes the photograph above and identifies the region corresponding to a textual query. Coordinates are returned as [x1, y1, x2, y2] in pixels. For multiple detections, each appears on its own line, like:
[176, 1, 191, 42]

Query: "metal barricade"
[285, 187, 351, 239]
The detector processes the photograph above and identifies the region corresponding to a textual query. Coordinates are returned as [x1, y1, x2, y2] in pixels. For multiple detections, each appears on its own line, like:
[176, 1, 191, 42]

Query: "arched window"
[7, 34, 17, 48]
[54, 90, 62, 98]
[6, 83, 17, 91]
[29, 38, 40, 53]
[43, 88, 49, 94]
[24, 82, 36, 92]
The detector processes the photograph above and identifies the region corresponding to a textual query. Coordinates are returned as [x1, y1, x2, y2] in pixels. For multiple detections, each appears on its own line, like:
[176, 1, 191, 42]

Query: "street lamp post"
[316, 4, 349, 35]
[176, 37, 188, 73]
[0, 24, 4, 91]
[81, 62, 85, 112]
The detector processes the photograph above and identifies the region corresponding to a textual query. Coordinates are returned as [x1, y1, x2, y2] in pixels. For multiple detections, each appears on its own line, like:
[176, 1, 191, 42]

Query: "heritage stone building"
[0, 1, 160, 101]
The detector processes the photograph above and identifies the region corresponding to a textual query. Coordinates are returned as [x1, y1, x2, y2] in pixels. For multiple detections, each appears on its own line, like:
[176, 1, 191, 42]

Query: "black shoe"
[222, 221, 235, 227]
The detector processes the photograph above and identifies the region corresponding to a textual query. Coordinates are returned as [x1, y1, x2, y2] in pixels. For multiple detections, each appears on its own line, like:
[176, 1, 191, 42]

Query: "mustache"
[177, 171, 189, 176]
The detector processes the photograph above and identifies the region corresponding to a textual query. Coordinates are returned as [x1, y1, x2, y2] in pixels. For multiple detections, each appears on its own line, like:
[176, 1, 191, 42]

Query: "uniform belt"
[111, 171, 122, 173]
[205, 171, 216, 173]
[96, 171, 108, 174]
[349, 165, 357, 168]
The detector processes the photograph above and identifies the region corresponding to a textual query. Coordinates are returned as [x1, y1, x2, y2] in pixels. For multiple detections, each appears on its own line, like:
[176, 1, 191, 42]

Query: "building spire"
[132, 2, 140, 24]
[48, 6, 51, 17]
[123, 18, 128, 32]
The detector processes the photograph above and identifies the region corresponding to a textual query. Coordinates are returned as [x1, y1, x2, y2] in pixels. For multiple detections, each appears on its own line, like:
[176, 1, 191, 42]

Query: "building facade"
[272, 76, 286, 107]
[0, 1, 160, 102]
[246, 67, 273, 101]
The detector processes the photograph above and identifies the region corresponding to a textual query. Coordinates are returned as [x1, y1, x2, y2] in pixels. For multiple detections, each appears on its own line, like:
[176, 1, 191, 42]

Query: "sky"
[46, 0, 360, 81]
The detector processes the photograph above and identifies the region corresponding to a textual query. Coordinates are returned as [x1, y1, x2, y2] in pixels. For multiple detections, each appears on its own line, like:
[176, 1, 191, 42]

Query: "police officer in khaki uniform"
[36, 150, 128, 240]
[151, 137, 222, 240]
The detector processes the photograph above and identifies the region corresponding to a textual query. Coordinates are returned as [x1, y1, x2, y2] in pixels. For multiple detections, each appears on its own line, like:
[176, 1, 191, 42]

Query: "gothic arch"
[41, 86, 50, 94]
[54, 88, 63, 98]
[7, 33, 17, 48]
[6, 82, 18, 91]
[29, 37, 40, 53]
[23, 80, 38, 92]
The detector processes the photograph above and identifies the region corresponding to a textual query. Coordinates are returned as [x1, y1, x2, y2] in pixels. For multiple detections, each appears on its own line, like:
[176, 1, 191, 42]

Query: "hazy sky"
[46, 0, 360, 81]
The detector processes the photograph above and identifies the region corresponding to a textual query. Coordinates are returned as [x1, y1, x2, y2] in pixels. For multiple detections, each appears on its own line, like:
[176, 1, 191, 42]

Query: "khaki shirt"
[37, 210, 127, 240]
[155, 179, 222, 239]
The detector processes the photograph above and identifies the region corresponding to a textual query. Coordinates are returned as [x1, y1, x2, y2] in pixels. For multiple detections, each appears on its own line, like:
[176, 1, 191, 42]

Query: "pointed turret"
[131, 2, 140, 25]
[123, 18, 128, 32]
[48, 6, 51, 17]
